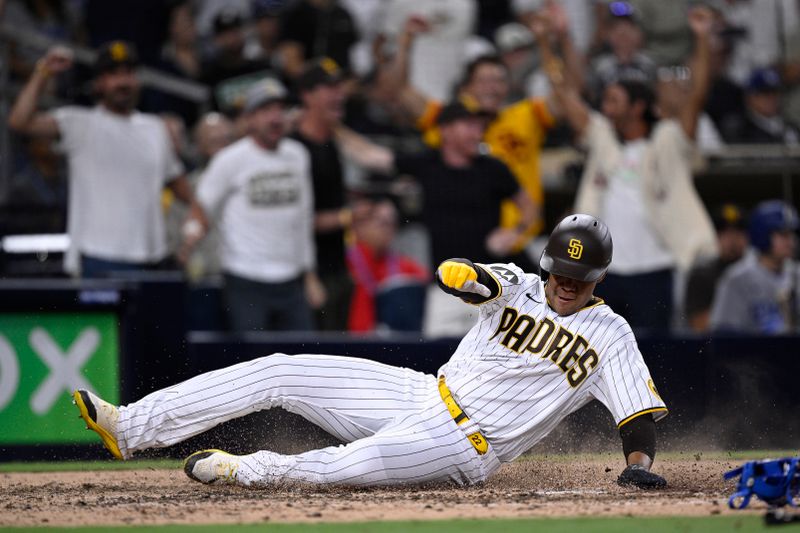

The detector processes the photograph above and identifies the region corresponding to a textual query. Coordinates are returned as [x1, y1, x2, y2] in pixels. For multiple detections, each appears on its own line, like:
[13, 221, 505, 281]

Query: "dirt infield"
[0, 456, 759, 527]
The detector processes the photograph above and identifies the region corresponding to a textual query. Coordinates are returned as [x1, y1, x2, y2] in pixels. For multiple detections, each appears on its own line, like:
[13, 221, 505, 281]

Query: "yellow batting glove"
[437, 260, 490, 297]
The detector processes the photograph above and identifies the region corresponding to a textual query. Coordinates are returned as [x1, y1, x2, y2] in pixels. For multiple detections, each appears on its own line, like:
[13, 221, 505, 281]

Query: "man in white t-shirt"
[180, 78, 323, 332]
[534, 6, 717, 331]
[8, 41, 194, 277]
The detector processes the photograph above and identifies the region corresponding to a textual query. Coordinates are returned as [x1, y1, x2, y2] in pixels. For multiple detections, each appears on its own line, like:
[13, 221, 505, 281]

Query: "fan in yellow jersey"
[378, 14, 582, 252]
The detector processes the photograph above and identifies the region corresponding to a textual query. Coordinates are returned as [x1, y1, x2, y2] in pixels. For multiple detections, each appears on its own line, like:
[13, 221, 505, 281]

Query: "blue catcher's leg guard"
[724, 457, 800, 510]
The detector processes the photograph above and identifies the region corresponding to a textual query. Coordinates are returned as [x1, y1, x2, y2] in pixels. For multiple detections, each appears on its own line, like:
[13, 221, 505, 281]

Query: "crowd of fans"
[2, 0, 799, 336]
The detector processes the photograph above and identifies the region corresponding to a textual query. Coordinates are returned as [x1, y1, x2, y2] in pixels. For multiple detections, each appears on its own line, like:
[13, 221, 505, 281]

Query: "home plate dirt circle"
[0, 457, 759, 527]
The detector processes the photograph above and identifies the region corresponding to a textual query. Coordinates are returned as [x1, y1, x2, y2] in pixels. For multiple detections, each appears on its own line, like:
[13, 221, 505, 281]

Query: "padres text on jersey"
[439, 262, 667, 463]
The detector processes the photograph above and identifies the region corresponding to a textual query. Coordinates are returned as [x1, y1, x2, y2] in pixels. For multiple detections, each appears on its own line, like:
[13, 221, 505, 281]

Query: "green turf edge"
[0, 515, 779, 533]
[0, 459, 182, 472]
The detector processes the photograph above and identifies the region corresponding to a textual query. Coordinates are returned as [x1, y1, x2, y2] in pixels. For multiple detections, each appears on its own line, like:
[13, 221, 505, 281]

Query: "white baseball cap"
[495, 23, 535, 53]
[243, 77, 288, 113]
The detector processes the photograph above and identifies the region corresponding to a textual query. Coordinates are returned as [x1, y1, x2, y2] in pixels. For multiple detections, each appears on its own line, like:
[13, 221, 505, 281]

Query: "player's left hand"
[437, 261, 490, 297]
[617, 464, 667, 489]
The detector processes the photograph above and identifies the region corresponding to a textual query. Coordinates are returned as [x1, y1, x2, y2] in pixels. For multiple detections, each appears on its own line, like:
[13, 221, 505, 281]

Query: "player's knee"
[246, 353, 293, 378]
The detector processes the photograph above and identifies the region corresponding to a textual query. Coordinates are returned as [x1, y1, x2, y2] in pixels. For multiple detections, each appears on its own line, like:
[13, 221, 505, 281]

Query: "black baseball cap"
[296, 57, 344, 92]
[94, 41, 138, 76]
[213, 9, 245, 34]
[437, 100, 493, 125]
[711, 203, 747, 232]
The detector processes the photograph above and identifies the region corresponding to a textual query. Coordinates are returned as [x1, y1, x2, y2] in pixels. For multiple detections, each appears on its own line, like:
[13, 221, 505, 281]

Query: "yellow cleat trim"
[184, 448, 231, 469]
[73, 390, 123, 460]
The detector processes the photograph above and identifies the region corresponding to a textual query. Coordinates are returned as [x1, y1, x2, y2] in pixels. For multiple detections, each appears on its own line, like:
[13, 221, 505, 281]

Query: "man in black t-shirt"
[335, 101, 536, 336]
[393, 134, 520, 270]
[291, 58, 354, 331]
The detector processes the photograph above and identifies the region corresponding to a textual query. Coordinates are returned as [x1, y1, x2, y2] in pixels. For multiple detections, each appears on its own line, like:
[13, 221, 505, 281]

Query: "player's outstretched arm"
[617, 415, 667, 489]
[436, 258, 500, 304]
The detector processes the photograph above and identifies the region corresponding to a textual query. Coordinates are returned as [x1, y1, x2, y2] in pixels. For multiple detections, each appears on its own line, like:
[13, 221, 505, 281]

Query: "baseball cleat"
[73, 389, 123, 460]
[184, 449, 241, 485]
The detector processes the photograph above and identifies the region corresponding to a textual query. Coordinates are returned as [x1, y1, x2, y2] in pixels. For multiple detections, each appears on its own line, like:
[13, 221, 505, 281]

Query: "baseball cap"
[711, 203, 747, 232]
[749, 199, 799, 252]
[437, 99, 494, 125]
[494, 23, 534, 54]
[213, 9, 245, 34]
[296, 57, 344, 92]
[94, 41, 138, 76]
[252, 0, 283, 18]
[243, 77, 288, 112]
[746, 68, 782, 93]
[609, 1, 637, 19]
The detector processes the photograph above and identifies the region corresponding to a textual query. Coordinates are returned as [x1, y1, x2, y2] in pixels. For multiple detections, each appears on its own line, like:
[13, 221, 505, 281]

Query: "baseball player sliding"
[73, 214, 668, 489]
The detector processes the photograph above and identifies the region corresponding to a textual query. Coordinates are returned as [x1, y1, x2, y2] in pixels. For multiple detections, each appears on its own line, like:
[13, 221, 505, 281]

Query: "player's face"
[248, 101, 286, 149]
[545, 274, 598, 316]
[464, 63, 509, 113]
[96, 66, 140, 113]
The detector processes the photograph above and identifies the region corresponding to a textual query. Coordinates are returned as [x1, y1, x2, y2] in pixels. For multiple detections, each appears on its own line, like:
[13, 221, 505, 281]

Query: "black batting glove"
[617, 464, 667, 489]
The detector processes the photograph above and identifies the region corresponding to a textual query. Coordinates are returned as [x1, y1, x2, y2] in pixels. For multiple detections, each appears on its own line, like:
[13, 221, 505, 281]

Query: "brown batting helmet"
[539, 214, 613, 282]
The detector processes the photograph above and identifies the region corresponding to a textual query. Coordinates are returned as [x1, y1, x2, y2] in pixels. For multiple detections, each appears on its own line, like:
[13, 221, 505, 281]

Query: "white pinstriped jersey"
[439, 262, 668, 463]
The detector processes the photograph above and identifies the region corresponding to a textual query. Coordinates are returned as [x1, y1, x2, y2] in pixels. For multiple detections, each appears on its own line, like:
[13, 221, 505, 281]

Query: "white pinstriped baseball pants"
[116, 353, 500, 486]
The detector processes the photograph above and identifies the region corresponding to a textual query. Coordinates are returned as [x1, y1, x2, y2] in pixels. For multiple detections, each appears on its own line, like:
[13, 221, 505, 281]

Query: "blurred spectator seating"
[346, 199, 429, 333]
[277, 0, 358, 79]
[627, 0, 692, 66]
[243, 0, 283, 67]
[200, 9, 269, 91]
[683, 203, 749, 333]
[378, 0, 477, 102]
[722, 68, 800, 144]
[710, 200, 799, 335]
[143, 0, 203, 126]
[587, 6, 657, 103]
